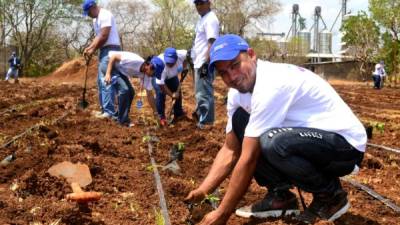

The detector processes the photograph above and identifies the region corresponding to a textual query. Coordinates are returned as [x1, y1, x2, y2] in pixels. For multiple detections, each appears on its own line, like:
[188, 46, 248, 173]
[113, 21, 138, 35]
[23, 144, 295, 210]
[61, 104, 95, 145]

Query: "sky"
[99, 0, 369, 54]
[266, 0, 369, 54]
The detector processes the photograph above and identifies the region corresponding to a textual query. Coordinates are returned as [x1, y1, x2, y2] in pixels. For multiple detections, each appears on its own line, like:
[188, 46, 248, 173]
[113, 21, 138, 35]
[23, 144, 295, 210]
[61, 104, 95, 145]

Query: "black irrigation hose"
[367, 143, 400, 154]
[0, 111, 70, 149]
[342, 177, 400, 214]
[146, 131, 171, 225]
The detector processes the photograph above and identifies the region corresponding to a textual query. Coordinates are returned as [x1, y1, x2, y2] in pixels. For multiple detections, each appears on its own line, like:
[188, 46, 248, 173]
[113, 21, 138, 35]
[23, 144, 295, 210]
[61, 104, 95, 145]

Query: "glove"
[199, 62, 209, 78]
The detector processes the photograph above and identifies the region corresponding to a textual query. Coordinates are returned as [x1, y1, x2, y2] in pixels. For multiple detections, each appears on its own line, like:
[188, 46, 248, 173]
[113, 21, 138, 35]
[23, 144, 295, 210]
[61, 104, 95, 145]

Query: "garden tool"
[136, 81, 146, 125]
[48, 161, 102, 203]
[167, 69, 189, 124]
[78, 55, 92, 109]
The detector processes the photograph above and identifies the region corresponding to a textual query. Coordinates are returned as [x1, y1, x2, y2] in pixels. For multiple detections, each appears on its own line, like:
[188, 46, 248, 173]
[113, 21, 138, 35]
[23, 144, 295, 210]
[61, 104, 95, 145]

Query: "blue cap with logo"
[164, 47, 178, 64]
[151, 56, 165, 79]
[82, 0, 96, 16]
[209, 34, 249, 73]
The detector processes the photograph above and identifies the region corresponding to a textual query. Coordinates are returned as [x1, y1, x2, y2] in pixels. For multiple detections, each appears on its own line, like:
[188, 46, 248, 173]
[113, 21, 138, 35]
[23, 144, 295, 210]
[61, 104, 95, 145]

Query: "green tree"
[340, 11, 380, 79]
[369, 0, 400, 83]
[2, 0, 81, 76]
[137, 0, 195, 56]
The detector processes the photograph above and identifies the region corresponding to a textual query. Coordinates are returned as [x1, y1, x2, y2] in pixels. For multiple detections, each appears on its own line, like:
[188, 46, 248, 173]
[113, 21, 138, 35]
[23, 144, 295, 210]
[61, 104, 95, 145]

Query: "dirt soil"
[0, 64, 399, 225]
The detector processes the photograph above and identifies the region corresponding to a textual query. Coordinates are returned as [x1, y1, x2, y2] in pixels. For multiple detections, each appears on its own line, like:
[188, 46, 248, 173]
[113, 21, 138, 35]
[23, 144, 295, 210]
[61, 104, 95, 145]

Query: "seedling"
[369, 121, 385, 134]
[142, 135, 151, 143]
[375, 122, 385, 134]
[177, 142, 185, 152]
[154, 208, 165, 225]
[202, 193, 220, 205]
[146, 164, 162, 172]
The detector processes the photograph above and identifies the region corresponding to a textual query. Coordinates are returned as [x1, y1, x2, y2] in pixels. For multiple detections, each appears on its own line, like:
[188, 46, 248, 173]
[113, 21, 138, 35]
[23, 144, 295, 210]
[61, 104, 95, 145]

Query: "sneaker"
[91, 110, 103, 117]
[235, 190, 300, 218]
[196, 122, 213, 130]
[121, 123, 134, 128]
[296, 189, 349, 224]
[95, 112, 111, 119]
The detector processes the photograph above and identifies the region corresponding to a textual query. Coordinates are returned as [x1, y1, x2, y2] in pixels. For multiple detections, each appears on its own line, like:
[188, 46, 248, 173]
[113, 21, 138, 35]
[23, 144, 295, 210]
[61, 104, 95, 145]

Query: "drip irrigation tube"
[367, 143, 400, 154]
[342, 177, 400, 214]
[0, 111, 70, 149]
[146, 131, 171, 225]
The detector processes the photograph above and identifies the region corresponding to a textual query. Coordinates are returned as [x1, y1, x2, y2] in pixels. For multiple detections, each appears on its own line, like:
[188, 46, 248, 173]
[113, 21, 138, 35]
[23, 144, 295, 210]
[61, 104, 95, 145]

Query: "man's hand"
[198, 210, 229, 225]
[105, 73, 112, 84]
[185, 188, 207, 204]
[200, 62, 209, 78]
[83, 47, 95, 58]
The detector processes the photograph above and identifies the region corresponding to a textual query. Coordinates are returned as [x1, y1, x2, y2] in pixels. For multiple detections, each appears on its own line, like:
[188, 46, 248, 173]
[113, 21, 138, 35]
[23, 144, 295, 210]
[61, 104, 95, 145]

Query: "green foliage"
[369, 0, 400, 39]
[247, 37, 280, 60]
[153, 208, 165, 225]
[369, 0, 400, 76]
[202, 194, 220, 205]
[142, 135, 151, 143]
[177, 142, 185, 152]
[369, 121, 385, 134]
[340, 11, 380, 54]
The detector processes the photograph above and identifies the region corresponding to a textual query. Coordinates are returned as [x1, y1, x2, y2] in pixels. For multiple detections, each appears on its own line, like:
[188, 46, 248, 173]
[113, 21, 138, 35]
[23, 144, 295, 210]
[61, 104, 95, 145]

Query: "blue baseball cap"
[82, 0, 96, 16]
[193, 0, 209, 3]
[151, 56, 165, 79]
[209, 34, 249, 73]
[164, 47, 178, 64]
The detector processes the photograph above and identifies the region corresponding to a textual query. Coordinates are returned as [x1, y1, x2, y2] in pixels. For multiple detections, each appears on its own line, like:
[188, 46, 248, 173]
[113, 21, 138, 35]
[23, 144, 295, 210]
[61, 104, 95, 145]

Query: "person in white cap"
[185, 34, 366, 225]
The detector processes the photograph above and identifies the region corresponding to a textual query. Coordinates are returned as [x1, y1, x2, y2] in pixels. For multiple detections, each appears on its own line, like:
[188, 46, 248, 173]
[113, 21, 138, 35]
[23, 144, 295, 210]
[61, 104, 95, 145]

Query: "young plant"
[153, 208, 165, 225]
[142, 135, 151, 143]
[177, 142, 185, 152]
[202, 193, 220, 205]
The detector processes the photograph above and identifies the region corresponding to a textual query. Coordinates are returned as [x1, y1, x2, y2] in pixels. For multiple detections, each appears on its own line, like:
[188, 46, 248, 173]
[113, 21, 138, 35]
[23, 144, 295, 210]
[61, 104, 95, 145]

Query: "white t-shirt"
[156, 50, 187, 85]
[93, 8, 120, 47]
[108, 51, 153, 91]
[373, 63, 386, 77]
[191, 11, 219, 68]
[226, 60, 367, 152]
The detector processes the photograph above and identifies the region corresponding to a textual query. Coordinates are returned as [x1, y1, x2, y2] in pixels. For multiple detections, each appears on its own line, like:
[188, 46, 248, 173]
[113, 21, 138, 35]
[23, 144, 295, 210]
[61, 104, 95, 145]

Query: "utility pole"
[342, 0, 347, 20]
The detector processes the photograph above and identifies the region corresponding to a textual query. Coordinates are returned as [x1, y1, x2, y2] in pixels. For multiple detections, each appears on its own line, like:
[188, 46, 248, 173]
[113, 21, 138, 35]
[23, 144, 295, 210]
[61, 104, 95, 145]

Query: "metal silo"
[297, 29, 311, 55]
[318, 29, 332, 54]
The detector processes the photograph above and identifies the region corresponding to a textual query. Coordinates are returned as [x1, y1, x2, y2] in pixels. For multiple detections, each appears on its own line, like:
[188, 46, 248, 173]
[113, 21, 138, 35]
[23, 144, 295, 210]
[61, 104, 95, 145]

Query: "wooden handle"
[70, 182, 83, 193]
[66, 182, 102, 203]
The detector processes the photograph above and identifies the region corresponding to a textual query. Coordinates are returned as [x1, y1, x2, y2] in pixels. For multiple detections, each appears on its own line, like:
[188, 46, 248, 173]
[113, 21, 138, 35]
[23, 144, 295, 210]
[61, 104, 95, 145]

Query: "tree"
[107, 0, 151, 51]
[2, 0, 81, 76]
[340, 11, 380, 80]
[369, 0, 400, 83]
[213, 0, 281, 36]
[137, 0, 195, 56]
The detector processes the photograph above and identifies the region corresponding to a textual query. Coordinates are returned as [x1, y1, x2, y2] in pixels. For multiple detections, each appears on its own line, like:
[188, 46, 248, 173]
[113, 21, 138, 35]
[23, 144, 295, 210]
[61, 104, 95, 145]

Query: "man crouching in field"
[185, 34, 367, 225]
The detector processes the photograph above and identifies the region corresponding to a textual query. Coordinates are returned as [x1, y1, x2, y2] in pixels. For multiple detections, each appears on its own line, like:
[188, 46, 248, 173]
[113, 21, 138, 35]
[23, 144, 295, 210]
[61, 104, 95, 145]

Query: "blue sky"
[268, 0, 369, 53]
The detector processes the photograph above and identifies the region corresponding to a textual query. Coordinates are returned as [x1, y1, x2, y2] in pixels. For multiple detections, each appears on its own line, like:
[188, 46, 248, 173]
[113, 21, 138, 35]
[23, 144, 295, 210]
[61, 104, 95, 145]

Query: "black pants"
[372, 75, 381, 89]
[232, 107, 364, 194]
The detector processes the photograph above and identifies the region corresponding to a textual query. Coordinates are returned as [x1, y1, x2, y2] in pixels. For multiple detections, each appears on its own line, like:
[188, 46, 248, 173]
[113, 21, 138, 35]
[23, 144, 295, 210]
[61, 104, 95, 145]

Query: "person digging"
[185, 34, 367, 225]
[152, 47, 188, 126]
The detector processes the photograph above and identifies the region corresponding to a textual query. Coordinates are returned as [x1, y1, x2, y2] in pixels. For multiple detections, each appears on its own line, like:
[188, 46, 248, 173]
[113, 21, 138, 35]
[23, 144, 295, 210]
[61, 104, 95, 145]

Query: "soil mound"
[40, 57, 98, 86]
